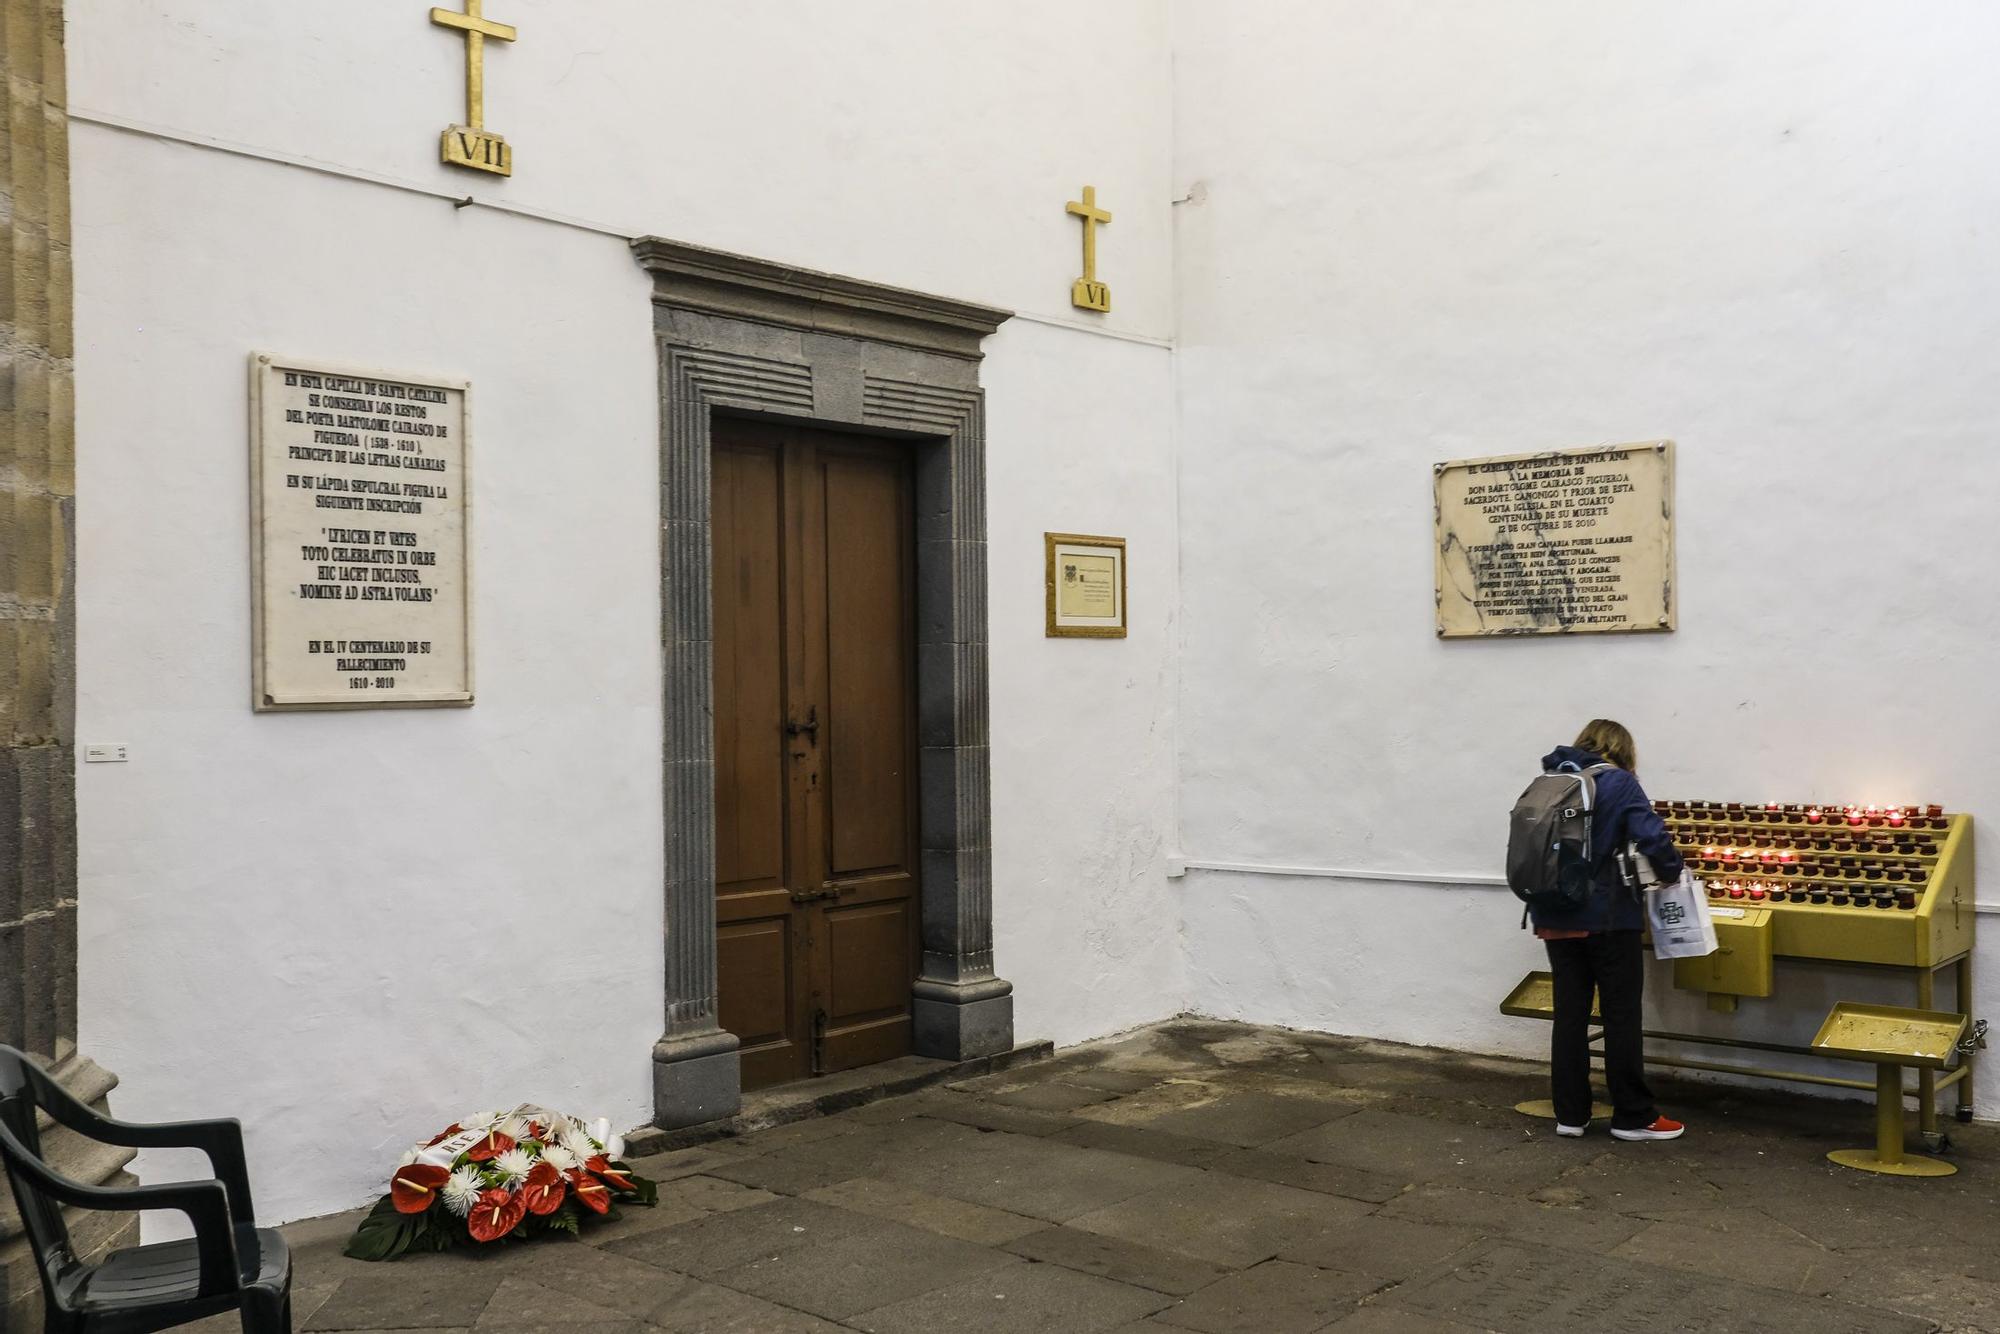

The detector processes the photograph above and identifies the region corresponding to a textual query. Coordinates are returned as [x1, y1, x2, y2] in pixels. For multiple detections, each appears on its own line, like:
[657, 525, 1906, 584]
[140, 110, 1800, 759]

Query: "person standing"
[1531, 720, 1687, 1141]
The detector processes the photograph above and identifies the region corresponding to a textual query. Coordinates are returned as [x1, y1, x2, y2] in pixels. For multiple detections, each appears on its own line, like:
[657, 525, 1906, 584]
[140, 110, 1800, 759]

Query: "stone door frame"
[631, 238, 1015, 1127]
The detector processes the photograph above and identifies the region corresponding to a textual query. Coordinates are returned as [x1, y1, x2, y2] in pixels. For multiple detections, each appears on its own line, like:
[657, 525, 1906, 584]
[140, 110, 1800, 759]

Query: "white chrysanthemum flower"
[397, 1147, 421, 1167]
[540, 1143, 579, 1174]
[492, 1147, 534, 1185]
[495, 1115, 532, 1143]
[459, 1110, 499, 1130]
[441, 1165, 484, 1217]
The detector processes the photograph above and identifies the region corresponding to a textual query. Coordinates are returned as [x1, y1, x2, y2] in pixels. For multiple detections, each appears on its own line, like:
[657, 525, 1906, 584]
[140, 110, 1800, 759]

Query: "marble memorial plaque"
[250, 354, 473, 709]
[1434, 440, 1674, 638]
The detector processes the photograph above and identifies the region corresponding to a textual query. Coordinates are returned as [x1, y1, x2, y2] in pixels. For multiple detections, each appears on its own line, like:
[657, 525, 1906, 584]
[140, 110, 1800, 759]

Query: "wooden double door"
[710, 417, 922, 1089]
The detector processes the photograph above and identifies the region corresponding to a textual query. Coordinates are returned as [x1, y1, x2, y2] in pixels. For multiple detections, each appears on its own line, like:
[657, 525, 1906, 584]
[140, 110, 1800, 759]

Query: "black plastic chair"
[0, 1045, 291, 1333]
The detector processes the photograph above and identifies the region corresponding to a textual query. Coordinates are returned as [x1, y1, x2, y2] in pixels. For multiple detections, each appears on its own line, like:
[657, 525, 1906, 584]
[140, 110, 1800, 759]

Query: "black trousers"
[1545, 930, 1657, 1130]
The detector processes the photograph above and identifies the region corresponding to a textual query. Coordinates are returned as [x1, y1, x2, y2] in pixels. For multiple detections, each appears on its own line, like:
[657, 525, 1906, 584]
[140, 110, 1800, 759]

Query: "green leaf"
[343, 1197, 418, 1262]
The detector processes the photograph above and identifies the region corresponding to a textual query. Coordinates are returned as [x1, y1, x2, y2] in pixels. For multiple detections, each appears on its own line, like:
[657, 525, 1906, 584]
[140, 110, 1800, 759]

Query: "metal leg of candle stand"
[1956, 954, 1977, 1124]
[1918, 966, 1943, 1149]
[1830, 1063, 1955, 1177]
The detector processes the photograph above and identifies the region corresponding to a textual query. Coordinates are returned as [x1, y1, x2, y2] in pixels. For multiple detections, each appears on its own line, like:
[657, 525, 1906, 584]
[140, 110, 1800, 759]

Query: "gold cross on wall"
[430, 0, 517, 175]
[1066, 185, 1112, 313]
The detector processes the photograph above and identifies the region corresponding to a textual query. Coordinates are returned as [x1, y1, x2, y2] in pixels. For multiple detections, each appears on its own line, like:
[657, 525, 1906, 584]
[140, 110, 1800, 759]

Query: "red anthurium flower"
[466, 1187, 527, 1242]
[465, 1129, 517, 1162]
[423, 1123, 463, 1148]
[568, 1170, 611, 1215]
[585, 1155, 635, 1192]
[528, 1120, 547, 1140]
[388, 1163, 451, 1214]
[519, 1160, 567, 1216]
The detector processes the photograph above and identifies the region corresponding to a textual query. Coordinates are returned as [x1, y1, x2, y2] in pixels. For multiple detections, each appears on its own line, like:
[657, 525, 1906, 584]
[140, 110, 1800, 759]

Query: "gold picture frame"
[1045, 532, 1127, 638]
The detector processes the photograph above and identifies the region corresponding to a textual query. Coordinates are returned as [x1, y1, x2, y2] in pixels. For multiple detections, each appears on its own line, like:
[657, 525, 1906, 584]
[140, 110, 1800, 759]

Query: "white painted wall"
[72, 0, 1999, 1233]
[68, 0, 1181, 1228]
[1172, 1, 2000, 1110]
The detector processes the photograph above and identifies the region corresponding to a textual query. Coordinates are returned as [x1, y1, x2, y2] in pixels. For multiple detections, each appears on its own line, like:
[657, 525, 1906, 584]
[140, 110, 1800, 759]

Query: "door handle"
[790, 885, 841, 904]
[785, 706, 819, 742]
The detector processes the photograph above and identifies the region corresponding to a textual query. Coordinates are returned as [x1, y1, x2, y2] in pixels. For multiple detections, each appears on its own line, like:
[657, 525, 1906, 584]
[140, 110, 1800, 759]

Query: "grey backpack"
[1506, 762, 1612, 924]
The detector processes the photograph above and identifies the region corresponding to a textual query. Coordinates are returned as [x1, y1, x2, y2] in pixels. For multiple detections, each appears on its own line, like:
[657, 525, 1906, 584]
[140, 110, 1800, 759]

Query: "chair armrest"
[1, 1131, 241, 1298]
[32, 1081, 256, 1224]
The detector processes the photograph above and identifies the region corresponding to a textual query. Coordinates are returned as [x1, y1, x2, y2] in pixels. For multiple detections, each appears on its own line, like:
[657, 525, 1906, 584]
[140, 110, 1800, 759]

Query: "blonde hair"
[1575, 719, 1637, 771]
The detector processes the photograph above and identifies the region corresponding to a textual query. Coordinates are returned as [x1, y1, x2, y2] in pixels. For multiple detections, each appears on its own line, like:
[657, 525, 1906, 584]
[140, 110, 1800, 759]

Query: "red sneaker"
[1612, 1116, 1685, 1142]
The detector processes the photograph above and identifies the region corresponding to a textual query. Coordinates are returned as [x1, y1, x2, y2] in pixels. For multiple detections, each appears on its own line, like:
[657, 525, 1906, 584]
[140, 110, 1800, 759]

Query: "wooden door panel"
[820, 451, 913, 880]
[711, 439, 788, 894]
[821, 898, 915, 1071]
[824, 899, 912, 1019]
[717, 911, 807, 1088]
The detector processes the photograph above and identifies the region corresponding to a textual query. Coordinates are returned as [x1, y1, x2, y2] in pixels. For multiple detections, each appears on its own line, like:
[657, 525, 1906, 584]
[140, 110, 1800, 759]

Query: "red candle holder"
[1806, 808, 1824, 825]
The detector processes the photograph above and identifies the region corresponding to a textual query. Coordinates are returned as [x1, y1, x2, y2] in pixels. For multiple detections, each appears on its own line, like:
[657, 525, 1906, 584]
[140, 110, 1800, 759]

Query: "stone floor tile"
[1150, 1260, 1380, 1334]
[470, 1277, 632, 1327]
[1208, 1147, 1407, 1203]
[693, 1118, 963, 1196]
[509, 1243, 710, 1320]
[875, 1129, 1207, 1222]
[1056, 1067, 1171, 1095]
[921, 1095, 1089, 1137]
[599, 1195, 874, 1279]
[1067, 1172, 1374, 1269]
[978, 1080, 1127, 1113]
[1829, 1263, 2000, 1333]
[1003, 1225, 1235, 1296]
[1076, 1084, 1361, 1148]
[1379, 1239, 1931, 1334]
[699, 1146, 878, 1196]
[642, 1269, 854, 1332]
[574, 1174, 773, 1243]
[1379, 1185, 1644, 1255]
[849, 1259, 1175, 1333]
[1316, 1304, 1496, 1332]
[1609, 1218, 1836, 1293]
[1263, 1109, 1534, 1187]
[305, 1266, 503, 1330]
[804, 1175, 1046, 1244]
[710, 1220, 1020, 1320]
[1049, 1119, 1240, 1169]
[474, 1321, 650, 1334]
[619, 1143, 743, 1181]
[1275, 1216, 1484, 1282]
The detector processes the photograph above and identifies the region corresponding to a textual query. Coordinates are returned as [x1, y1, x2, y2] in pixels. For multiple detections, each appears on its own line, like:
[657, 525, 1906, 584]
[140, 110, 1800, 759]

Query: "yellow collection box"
[1674, 906, 1774, 1000]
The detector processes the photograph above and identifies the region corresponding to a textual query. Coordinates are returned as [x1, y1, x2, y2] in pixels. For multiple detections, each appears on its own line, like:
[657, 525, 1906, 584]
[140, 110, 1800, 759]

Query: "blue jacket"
[1529, 745, 1685, 934]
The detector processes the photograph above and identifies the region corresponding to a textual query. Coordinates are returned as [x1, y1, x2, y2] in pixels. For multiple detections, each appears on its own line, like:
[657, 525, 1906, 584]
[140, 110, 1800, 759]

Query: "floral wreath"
[346, 1104, 656, 1259]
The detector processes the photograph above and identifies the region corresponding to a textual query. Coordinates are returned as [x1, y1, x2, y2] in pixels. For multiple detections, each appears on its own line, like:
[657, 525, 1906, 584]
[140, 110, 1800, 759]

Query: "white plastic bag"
[1647, 870, 1719, 959]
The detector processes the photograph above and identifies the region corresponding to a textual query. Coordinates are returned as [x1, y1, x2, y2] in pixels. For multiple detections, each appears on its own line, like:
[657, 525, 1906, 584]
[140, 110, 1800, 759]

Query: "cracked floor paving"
[198, 1020, 2000, 1333]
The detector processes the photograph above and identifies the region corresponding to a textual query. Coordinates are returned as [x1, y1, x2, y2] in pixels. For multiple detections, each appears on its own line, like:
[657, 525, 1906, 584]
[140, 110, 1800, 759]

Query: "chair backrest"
[0, 1047, 77, 1291]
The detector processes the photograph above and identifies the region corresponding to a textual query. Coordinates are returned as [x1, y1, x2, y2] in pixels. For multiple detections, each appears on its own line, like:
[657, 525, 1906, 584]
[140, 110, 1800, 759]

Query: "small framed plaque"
[250, 354, 475, 710]
[1045, 533, 1127, 638]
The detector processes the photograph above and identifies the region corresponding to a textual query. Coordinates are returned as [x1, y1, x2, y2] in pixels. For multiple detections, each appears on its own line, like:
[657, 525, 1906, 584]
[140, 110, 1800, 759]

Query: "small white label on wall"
[84, 745, 128, 763]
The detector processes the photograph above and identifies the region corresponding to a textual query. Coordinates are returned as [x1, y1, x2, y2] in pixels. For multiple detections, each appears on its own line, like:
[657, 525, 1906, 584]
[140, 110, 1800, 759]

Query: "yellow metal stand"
[1811, 1003, 1968, 1179]
[1827, 1063, 1956, 1177]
